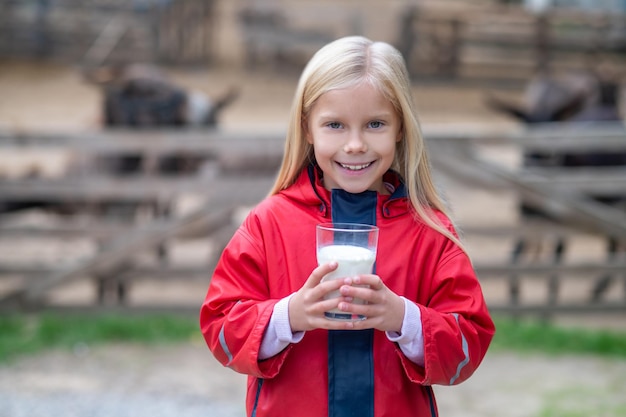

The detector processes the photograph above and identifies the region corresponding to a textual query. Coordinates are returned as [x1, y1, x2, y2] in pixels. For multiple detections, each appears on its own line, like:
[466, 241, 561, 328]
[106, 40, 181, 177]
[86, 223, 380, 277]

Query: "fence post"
[535, 13, 550, 72]
[35, 0, 52, 58]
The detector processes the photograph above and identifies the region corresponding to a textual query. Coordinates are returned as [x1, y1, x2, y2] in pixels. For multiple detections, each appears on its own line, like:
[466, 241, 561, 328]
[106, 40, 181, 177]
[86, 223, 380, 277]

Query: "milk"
[318, 244, 376, 279]
[317, 244, 376, 319]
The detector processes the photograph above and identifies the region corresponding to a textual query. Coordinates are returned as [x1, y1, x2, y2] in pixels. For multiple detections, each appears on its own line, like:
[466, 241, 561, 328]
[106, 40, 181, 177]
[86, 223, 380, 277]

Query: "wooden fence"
[0, 124, 624, 317]
[427, 123, 626, 317]
[397, 4, 626, 85]
[0, 0, 217, 66]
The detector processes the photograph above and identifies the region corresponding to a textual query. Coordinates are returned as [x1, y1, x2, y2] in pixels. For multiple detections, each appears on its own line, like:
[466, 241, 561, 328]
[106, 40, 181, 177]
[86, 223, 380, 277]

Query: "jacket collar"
[280, 165, 410, 219]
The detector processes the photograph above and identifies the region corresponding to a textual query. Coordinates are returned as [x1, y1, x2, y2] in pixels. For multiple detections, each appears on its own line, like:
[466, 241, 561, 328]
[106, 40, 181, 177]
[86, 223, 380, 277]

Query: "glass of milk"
[316, 222, 379, 321]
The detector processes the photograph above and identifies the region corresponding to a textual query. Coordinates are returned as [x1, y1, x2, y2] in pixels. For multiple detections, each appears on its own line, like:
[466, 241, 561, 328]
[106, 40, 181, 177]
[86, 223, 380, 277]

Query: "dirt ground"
[0, 341, 625, 417]
[1, 60, 626, 416]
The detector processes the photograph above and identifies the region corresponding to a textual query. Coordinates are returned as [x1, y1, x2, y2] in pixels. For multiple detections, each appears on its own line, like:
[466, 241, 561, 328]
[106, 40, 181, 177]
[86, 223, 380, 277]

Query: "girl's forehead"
[318, 81, 387, 103]
[304, 78, 399, 118]
[325, 77, 382, 94]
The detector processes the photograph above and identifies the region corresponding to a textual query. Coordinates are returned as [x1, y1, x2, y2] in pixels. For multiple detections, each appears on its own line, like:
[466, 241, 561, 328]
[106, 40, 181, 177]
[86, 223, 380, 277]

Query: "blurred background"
[0, 1, 625, 416]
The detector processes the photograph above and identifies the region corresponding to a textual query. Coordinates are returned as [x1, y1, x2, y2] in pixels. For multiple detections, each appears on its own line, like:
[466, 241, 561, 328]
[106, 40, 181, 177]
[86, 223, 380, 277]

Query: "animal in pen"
[86, 64, 239, 128]
[84, 63, 240, 211]
[85, 64, 239, 246]
[85, 63, 239, 175]
[85, 62, 238, 242]
[485, 70, 626, 304]
[82, 64, 240, 304]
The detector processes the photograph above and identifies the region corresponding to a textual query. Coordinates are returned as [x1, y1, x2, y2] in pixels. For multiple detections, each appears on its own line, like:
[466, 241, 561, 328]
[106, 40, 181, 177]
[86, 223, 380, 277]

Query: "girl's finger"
[303, 262, 338, 288]
[352, 274, 383, 289]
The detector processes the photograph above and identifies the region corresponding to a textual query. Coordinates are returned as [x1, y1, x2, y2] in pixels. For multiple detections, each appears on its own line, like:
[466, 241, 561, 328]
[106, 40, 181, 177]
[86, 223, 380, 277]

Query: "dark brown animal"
[88, 64, 239, 128]
[486, 70, 626, 303]
[83, 64, 241, 288]
[84, 64, 239, 175]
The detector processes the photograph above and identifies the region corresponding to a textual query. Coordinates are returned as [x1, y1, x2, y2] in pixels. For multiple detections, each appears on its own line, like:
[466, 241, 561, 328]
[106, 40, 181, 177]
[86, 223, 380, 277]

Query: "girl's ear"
[303, 119, 314, 144]
[396, 124, 404, 142]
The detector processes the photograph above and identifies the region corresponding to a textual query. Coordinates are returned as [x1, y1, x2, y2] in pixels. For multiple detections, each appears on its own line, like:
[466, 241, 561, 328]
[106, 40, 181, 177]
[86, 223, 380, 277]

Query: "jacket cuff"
[276, 293, 305, 343]
[386, 297, 425, 367]
[258, 294, 304, 360]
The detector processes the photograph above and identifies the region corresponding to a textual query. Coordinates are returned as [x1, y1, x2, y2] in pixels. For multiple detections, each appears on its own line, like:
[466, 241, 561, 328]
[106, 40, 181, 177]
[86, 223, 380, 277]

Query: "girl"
[200, 36, 495, 417]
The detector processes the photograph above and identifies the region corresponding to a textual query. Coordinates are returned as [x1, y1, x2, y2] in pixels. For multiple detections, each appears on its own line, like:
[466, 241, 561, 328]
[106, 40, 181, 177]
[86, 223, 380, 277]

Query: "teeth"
[340, 162, 372, 171]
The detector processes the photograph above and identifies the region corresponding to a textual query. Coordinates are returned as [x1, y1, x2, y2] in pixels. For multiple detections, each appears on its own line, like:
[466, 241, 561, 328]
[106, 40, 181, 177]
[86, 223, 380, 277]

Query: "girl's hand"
[336, 275, 405, 333]
[289, 262, 362, 332]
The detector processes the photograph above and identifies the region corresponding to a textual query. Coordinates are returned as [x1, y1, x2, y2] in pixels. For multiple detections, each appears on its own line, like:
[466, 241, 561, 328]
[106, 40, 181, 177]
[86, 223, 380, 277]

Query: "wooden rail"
[427, 123, 626, 317]
[0, 127, 282, 309]
[0, 124, 624, 316]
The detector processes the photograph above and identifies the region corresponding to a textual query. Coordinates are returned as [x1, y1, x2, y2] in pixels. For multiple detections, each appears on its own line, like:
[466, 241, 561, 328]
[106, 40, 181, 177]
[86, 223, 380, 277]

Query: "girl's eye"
[368, 121, 383, 129]
[327, 122, 342, 129]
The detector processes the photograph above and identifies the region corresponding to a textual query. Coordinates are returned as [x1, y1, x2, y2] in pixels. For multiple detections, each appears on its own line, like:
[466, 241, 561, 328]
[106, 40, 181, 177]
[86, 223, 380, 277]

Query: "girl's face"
[306, 81, 402, 195]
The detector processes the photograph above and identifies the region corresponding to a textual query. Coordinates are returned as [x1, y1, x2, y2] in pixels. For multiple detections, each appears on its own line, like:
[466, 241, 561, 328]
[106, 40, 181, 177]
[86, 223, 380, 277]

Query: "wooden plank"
[0, 206, 230, 306]
[504, 123, 626, 152]
[0, 217, 224, 239]
[0, 303, 201, 315]
[3, 261, 624, 280]
[459, 223, 601, 239]
[0, 176, 272, 306]
[0, 265, 210, 280]
[2, 217, 596, 240]
[0, 175, 276, 202]
[474, 261, 626, 276]
[0, 127, 286, 153]
[487, 302, 626, 314]
[0, 222, 151, 238]
[426, 123, 626, 150]
[428, 141, 626, 240]
[518, 168, 626, 196]
[83, 16, 128, 66]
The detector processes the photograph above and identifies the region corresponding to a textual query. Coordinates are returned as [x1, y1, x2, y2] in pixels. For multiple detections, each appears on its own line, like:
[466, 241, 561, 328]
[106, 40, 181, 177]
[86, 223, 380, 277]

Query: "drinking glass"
[316, 222, 379, 321]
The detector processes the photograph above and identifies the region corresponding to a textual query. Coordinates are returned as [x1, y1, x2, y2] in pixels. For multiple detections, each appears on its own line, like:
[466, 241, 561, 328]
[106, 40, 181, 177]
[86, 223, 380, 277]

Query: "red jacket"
[200, 166, 495, 417]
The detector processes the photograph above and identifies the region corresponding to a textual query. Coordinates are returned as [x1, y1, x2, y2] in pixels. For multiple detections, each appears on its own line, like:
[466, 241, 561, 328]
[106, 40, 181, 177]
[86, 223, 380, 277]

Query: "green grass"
[0, 313, 200, 363]
[537, 386, 626, 417]
[1, 313, 626, 363]
[491, 316, 626, 358]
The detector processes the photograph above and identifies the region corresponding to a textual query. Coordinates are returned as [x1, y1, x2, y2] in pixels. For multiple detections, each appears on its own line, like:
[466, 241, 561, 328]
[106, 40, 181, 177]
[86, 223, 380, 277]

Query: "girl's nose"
[343, 131, 367, 153]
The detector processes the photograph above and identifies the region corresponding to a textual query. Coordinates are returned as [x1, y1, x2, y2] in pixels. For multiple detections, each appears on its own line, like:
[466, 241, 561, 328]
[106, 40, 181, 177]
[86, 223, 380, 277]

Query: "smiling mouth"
[338, 162, 373, 171]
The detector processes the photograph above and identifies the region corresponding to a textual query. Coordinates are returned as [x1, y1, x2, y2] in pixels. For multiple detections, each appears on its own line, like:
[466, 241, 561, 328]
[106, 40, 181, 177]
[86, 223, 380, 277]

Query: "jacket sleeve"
[199, 215, 291, 378]
[397, 248, 495, 386]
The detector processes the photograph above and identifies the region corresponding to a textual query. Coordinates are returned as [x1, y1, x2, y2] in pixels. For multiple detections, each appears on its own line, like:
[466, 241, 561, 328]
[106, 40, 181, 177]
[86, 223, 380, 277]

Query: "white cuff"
[259, 294, 305, 360]
[274, 293, 305, 343]
[385, 297, 425, 366]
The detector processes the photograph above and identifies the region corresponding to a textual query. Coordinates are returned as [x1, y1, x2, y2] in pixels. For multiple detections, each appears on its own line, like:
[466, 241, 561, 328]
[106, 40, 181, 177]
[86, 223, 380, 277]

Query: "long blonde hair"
[269, 36, 463, 249]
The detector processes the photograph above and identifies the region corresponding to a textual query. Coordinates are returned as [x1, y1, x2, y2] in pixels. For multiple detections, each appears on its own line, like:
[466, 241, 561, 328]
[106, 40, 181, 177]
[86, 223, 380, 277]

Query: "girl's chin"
[328, 181, 384, 194]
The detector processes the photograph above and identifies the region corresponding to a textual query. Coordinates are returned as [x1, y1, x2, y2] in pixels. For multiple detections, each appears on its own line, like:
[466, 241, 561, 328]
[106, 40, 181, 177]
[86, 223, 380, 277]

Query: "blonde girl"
[270, 35, 461, 248]
[201, 36, 494, 417]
